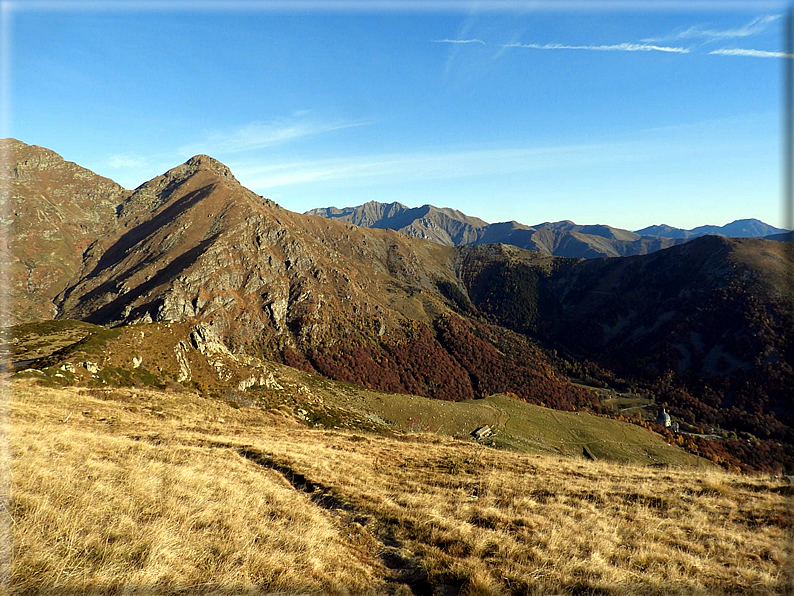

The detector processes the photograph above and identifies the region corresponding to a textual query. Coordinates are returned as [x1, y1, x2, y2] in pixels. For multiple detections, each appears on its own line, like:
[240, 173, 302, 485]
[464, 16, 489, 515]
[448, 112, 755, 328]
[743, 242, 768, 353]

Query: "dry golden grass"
[248, 430, 792, 595]
[5, 381, 387, 595]
[4, 379, 792, 595]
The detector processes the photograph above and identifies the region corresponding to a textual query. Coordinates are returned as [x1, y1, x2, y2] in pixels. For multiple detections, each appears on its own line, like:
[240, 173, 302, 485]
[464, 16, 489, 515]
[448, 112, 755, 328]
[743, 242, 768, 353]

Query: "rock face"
[307, 200, 686, 258]
[0, 139, 129, 324]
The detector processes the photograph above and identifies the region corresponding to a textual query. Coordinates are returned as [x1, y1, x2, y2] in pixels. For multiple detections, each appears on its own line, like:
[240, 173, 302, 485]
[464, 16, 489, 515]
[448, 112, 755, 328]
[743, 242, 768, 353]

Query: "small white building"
[657, 407, 671, 428]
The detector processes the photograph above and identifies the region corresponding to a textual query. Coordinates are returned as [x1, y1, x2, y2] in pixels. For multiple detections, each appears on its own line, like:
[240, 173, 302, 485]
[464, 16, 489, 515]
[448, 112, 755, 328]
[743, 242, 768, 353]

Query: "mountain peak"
[119, 154, 240, 220]
[182, 154, 236, 180]
[136, 154, 238, 191]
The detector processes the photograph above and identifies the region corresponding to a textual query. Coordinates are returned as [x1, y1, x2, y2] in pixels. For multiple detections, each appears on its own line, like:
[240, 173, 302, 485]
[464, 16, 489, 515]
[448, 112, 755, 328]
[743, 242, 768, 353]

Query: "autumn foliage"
[277, 314, 592, 409]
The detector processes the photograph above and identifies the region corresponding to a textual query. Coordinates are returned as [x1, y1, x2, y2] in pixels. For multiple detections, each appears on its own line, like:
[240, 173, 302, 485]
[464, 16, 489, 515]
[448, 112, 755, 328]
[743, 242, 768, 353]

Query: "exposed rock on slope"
[58, 156, 457, 347]
[48, 152, 590, 408]
[0, 139, 129, 324]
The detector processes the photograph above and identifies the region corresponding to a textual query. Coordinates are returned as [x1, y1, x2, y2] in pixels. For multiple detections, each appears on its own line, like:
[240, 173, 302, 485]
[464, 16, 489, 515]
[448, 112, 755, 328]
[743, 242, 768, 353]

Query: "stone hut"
[471, 425, 493, 440]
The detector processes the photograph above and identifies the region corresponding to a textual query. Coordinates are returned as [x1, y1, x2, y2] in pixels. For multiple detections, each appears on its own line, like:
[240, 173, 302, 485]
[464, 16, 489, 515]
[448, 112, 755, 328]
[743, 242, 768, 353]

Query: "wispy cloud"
[643, 14, 781, 42]
[709, 48, 793, 59]
[229, 141, 644, 191]
[178, 112, 369, 156]
[438, 13, 484, 77]
[503, 42, 689, 54]
[432, 38, 486, 45]
[108, 153, 148, 169]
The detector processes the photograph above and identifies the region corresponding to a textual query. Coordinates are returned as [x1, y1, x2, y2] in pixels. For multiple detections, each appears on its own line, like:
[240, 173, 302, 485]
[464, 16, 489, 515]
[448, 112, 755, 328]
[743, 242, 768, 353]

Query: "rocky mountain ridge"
[13, 141, 576, 408]
[307, 200, 786, 259]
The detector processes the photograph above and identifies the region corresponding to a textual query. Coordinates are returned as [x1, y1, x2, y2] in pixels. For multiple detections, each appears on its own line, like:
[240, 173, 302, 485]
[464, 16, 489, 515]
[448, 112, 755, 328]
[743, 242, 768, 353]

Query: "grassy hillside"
[6, 379, 791, 595]
[289, 380, 706, 467]
[1, 320, 101, 363]
[9, 318, 703, 470]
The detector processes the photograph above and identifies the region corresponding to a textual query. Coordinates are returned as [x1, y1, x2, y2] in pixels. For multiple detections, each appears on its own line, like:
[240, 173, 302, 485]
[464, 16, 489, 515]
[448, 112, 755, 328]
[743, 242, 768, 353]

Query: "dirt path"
[478, 399, 509, 434]
[238, 446, 438, 595]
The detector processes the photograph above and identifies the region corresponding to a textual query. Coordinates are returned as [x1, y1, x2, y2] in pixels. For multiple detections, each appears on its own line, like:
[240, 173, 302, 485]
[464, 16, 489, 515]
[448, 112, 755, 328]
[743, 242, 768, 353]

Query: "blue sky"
[4, 1, 788, 230]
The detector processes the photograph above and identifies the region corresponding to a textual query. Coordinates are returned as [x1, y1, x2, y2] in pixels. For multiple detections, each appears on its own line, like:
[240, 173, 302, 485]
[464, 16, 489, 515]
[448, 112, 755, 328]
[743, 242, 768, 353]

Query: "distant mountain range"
[636, 219, 786, 239]
[306, 201, 787, 259]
